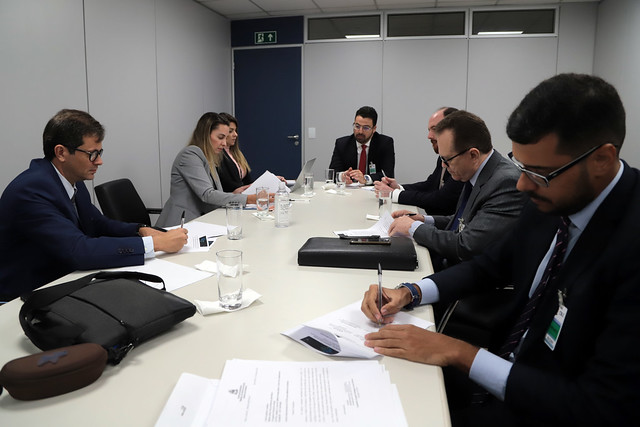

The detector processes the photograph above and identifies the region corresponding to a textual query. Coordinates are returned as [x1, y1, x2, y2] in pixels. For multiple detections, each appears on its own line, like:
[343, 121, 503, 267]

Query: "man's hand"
[388, 215, 418, 236]
[150, 228, 188, 253]
[364, 325, 480, 373]
[344, 167, 365, 184]
[361, 284, 412, 324]
[373, 180, 393, 197]
[381, 176, 400, 190]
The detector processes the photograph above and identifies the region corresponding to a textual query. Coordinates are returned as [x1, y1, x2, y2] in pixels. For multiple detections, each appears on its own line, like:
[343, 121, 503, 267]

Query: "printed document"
[242, 170, 287, 194]
[282, 301, 433, 358]
[207, 359, 408, 426]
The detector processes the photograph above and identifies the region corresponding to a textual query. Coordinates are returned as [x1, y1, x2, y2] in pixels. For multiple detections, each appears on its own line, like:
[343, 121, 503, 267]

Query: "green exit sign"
[255, 31, 277, 45]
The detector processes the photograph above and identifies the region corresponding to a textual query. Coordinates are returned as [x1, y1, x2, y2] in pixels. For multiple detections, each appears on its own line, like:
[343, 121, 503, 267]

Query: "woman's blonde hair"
[219, 112, 251, 173]
[188, 112, 230, 173]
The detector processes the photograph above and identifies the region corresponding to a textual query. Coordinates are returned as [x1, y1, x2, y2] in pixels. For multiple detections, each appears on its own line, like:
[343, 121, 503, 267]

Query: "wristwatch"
[395, 282, 420, 310]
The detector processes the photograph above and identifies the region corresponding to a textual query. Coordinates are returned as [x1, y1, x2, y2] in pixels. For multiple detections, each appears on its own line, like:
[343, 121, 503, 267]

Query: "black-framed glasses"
[439, 147, 470, 167]
[508, 143, 606, 187]
[72, 147, 104, 162]
[353, 123, 373, 132]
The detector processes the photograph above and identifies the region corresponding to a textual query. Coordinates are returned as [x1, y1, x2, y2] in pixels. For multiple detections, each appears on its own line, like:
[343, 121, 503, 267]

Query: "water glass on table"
[225, 201, 243, 240]
[378, 188, 392, 218]
[303, 173, 314, 196]
[256, 186, 269, 218]
[325, 168, 335, 186]
[216, 250, 243, 310]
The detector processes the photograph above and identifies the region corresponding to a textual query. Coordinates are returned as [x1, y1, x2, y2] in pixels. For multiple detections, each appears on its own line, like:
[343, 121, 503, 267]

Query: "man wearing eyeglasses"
[388, 110, 525, 271]
[0, 109, 188, 302]
[373, 106, 465, 215]
[329, 106, 395, 185]
[361, 74, 640, 426]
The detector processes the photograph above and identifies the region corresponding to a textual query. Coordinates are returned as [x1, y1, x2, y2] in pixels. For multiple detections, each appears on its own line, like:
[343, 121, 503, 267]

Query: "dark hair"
[355, 106, 378, 126]
[189, 112, 230, 169]
[219, 112, 237, 128]
[506, 73, 626, 156]
[43, 109, 105, 160]
[435, 110, 492, 154]
[440, 107, 458, 117]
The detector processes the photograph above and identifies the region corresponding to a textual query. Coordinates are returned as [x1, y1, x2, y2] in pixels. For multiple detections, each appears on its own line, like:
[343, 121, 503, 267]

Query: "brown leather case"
[0, 343, 108, 400]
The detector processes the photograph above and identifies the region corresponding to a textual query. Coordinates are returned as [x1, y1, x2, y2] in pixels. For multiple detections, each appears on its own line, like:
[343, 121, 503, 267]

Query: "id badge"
[544, 298, 568, 351]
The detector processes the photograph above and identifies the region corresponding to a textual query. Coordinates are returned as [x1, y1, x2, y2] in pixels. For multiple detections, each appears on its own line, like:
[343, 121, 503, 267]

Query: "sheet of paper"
[155, 373, 219, 427]
[164, 221, 227, 253]
[206, 359, 408, 427]
[282, 301, 433, 358]
[242, 170, 288, 194]
[334, 211, 394, 238]
[111, 258, 212, 292]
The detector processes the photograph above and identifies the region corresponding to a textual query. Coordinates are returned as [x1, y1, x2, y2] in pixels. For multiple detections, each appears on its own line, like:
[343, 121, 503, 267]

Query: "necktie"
[358, 144, 367, 175]
[449, 182, 472, 231]
[498, 216, 571, 359]
[71, 188, 79, 217]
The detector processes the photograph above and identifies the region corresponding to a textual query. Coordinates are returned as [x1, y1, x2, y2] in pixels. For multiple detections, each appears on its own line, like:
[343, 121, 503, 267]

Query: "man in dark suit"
[388, 110, 525, 271]
[0, 109, 187, 302]
[329, 106, 394, 185]
[361, 74, 640, 426]
[374, 107, 464, 215]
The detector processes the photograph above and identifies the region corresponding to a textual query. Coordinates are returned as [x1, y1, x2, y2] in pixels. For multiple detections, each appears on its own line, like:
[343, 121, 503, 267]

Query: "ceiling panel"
[193, 0, 598, 20]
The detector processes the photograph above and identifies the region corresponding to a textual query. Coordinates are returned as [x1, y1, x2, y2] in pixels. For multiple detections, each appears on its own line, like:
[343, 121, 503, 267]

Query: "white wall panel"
[84, 0, 160, 207]
[304, 41, 383, 179]
[0, 0, 87, 192]
[156, 0, 232, 204]
[382, 38, 468, 184]
[467, 37, 558, 156]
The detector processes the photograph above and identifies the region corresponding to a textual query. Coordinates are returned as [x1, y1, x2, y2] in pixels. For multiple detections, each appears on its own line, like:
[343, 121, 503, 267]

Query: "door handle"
[287, 134, 300, 146]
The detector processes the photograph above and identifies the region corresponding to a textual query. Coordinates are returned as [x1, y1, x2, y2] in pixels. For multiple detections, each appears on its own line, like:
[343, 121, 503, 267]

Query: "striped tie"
[499, 216, 570, 359]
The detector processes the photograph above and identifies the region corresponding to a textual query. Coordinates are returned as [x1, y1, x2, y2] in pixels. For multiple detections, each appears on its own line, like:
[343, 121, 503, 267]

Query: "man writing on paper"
[0, 109, 187, 302]
[374, 107, 464, 215]
[329, 106, 395, 185]
[387, 110, 525, 271]
[361, 74, 640, 426]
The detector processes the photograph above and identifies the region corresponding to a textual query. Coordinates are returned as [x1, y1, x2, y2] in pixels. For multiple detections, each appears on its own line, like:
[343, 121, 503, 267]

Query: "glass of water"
[256, 186, 269, 217]
[304, 173, 314, 197]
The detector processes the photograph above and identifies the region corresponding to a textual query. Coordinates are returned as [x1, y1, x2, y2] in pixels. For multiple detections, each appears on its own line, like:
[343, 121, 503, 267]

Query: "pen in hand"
[180, 210, 185, 229]
[377, 263, 383, 326]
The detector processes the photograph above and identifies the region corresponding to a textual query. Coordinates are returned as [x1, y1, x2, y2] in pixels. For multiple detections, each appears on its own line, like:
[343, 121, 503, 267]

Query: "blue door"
[233, 47, 302, 179]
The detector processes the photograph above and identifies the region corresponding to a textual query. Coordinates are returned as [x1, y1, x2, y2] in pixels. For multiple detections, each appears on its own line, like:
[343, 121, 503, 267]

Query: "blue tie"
[450, 182, 472, 232]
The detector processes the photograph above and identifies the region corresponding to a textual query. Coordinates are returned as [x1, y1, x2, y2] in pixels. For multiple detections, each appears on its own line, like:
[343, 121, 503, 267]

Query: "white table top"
[0, 185, 450, 426]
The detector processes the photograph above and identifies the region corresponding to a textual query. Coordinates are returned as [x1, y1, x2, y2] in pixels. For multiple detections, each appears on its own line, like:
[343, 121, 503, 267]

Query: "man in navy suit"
[0, 109, 187, 302]
[361, 74, 640, 426]
[329, 106, 395, 184]
[374, 107, 464, 215]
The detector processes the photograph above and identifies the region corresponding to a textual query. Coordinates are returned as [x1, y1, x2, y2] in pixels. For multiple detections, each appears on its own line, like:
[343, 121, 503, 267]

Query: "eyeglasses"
[353, 123, 373, 132]
[72, 147, 104, 162]
[439, 147, 470, 167]
[508, 143, 606, 187]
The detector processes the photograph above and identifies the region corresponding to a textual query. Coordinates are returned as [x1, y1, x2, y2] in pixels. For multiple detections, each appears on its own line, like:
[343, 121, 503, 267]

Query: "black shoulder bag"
[19, 271, 196, 364]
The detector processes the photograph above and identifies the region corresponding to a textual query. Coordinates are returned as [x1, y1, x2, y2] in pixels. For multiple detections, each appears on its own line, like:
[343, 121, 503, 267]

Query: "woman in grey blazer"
[156, 113, 257, 227]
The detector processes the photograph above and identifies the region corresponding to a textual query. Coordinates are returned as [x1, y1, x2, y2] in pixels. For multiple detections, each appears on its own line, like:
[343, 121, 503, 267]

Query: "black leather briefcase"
[297, 236, 418, 271]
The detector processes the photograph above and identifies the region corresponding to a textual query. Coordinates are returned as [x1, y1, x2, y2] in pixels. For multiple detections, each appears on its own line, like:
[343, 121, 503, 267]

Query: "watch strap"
[395, 282, 420, 310]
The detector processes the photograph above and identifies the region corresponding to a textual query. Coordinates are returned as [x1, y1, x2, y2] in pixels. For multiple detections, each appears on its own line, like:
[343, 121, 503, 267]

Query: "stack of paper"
[157, 360, 408, 426]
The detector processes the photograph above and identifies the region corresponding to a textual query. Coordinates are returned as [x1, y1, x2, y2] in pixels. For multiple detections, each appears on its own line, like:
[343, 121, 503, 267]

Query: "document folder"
[297, 237, 418, 271]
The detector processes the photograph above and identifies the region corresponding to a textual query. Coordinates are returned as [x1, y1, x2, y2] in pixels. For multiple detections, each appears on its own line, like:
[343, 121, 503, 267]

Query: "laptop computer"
[288, 158, 316, 191]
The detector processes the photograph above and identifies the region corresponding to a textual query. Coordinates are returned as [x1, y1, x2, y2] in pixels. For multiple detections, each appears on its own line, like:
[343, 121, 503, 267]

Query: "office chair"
[94, 178, 162, 226]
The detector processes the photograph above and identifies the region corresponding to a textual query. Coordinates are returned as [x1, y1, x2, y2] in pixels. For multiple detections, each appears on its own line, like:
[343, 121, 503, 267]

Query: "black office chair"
[94, 178, 162, 226]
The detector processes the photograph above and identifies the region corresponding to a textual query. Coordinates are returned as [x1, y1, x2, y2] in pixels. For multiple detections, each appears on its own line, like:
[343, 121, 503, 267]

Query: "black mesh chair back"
[94, 178, 158, 225]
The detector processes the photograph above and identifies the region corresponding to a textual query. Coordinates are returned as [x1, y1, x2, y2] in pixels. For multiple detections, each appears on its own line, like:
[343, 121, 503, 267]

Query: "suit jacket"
[156, 145, 247, 227]
[431, 162, 640, 426]
[0, 159, 143, 300]
[218, 150, 253, 193]
[413, 150, 525, 264]
[329, 132, 395, 182]
[399, 157, 465, 215]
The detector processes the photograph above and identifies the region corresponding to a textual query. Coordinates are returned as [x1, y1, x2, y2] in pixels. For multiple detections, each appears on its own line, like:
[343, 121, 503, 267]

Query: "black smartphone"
[350, 237, 391, 245]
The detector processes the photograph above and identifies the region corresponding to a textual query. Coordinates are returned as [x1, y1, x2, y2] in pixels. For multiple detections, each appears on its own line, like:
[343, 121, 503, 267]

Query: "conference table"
[0, 184, 450, 426]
